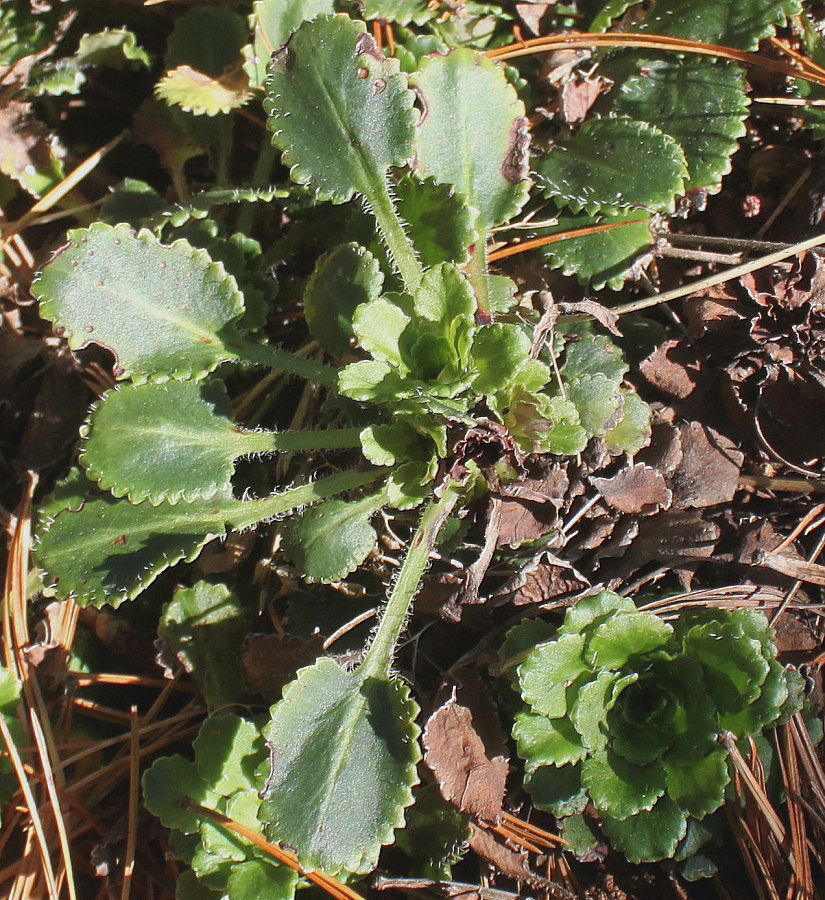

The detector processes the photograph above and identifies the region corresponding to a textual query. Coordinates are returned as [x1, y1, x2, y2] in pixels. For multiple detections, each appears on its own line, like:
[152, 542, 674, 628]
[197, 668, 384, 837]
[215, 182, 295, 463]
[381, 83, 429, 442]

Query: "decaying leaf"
[423, 695, 508, 823]
[667, 422, 743, 509]
[589, 463, 672, 516]
[155, 63, 253, 116]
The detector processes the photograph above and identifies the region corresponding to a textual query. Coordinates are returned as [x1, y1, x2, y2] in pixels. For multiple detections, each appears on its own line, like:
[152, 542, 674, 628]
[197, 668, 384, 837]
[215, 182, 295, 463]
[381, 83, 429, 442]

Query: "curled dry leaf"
[639, 339, 700, 400]
[589, 463, 672, 516]
[667, 421, 743, 509]
[423, 695, 508, 823]
[561, 71, 614, 127]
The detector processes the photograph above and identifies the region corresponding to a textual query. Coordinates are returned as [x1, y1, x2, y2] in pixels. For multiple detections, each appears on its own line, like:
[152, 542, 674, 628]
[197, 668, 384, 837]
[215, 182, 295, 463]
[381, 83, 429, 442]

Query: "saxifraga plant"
[26, 0, 813, 893]
[501, 591, 803, 865]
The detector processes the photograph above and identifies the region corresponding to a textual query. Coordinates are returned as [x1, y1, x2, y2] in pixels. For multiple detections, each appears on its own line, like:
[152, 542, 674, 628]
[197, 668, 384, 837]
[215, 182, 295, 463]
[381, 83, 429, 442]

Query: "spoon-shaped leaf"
[264, 14, 415, 205]
[34, 223, 334, 385]
[259, 478, 466, 875]
[81, 380, 362, 505]
[264, 15, 422, 290]
[411, 50, 529, 233]
[259, 657, 420, 876]
[35, 468, 383, 607]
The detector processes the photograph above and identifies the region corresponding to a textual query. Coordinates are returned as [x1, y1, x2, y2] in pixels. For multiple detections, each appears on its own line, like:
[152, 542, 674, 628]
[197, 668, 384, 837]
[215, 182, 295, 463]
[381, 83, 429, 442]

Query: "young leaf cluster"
[504, 592, 801, 863]
[142, 712, 299, 900]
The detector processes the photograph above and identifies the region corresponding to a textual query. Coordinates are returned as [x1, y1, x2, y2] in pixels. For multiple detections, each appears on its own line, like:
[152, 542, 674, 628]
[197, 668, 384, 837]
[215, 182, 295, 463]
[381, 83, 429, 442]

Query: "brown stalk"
[487, 219, 647, 262]
[486, 32, 825, 87]
[0, 715, 59, 899]
[119, 707, 139, 900]
[776, 724, 814, 900]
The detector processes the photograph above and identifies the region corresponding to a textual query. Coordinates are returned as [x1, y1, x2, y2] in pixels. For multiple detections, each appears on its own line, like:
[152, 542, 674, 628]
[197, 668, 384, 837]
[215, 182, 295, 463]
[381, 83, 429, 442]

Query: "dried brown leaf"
[668, 422, 743, 509]
[423, 696, 508, 823]
[468, 825, 532, 880]
[639, 340, 700, 400]
[561, 71, 614, 127]
[589, 463, 672, 515]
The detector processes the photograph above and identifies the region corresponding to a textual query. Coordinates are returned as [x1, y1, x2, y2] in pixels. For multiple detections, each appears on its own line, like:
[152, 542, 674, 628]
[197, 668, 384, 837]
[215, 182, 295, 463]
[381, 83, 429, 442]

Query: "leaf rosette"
[506, 592, 799, 863]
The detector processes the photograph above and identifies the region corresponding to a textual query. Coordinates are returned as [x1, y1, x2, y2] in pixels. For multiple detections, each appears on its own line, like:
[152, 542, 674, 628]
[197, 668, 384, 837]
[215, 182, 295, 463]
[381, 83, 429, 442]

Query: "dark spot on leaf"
[114, 366, 125, 377]
[271, 43, 295, 74]
[356, 66, 369, 79]
[112, 534, 128, 546]
[372, 78, 386, 95]
[354, 32, 384, 62]
[54, 326, 65, 336]
[199, 337, 213, 344]
[501, 117, 530, 185]
[84, 326, 94, 333]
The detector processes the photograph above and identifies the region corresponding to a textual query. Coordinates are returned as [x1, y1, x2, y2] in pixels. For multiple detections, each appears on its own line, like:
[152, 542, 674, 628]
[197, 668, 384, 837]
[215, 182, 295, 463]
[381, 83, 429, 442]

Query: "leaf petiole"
[360, 476, 466, 679]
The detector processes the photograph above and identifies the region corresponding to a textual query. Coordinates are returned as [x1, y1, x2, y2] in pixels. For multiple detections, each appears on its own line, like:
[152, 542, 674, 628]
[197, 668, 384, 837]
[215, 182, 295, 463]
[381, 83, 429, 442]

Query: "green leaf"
[566, 374, 624, 437]
[225, 859, 297, 900]
[600, 56, 748, 194]
[353, 297, 411, 368]
[265, 15, 416, 205]
[513, 710, 588, 769]
[81, 381, 362, 506]
[176, 869, 218, 899]
[158, 7, 251, 115]
[75, 28, 150, 68]
[581, 750, 666, 819]
[585, 612, 673, 670]
[393, 175, 478, 267]
[532, 209, 653, 290]
[411, 50, 529, 231]
[81, 381, 241, 504]
[568, 670, 621, 753]
[34, 224, 333, 385]
[604, 392, 652, 454]
[35, 468, 383, 607]
[282, 491, 386, 583]
[560, 812, 604, 859]
[535, 117, 688, 216]
[155, 67, 252, 117]
[560, 327, 629, 383]
[562, 591, 637, 634]
[0, 669, 20, 713]
[244, 0, 335, 88]
[160, 583, 250, 708]
[194, 715, 263, 797]
[34, 224, 241, 381]
[664, 748, 729, 819]
[683, 618, 769, 711]
[394, 784, 471, 880]
[637, 0, 800, 51]
[305, 244, 384, 358]
[518, 633, 588, 719]
[142, 755, 220, 835]
[154, 185, 290, 229]
[259, 657, 420, 875]
[537, 395, 588, 456]
[525, 764, 588, 817]
[360, 423, 426, 467]
[361, 0, 436, 25]
[338, 359, 410, 403]
[589, 0, 641, 31]
[471, 324, 534, 396]
[600, 797, 687, 863]
[165, 7, 247, 76]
